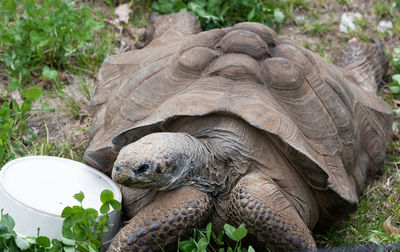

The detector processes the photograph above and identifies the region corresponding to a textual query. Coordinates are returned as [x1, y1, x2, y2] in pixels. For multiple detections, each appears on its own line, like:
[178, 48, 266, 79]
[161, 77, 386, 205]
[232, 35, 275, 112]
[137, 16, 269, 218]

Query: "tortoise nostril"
[137, 164, 149, 173]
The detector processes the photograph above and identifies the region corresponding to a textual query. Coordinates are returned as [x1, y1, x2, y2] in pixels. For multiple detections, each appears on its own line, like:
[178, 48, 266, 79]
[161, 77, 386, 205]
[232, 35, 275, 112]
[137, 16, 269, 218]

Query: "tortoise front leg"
[108, 186, 213, 252]
[221, 172, 316, 251]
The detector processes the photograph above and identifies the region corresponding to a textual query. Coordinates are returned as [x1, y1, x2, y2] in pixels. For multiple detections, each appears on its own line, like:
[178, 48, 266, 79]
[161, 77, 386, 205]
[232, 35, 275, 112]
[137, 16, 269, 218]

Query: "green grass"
[131, 0, 153, 27]
[151, 0, 286, 30]
[278, 0, 310, 24]
[304, 22, 334, 36]
[316, 147, 400, 247]
[373, 0, 393, 18]
[0, 0, 116, 167]
[0, 0, 106, 88]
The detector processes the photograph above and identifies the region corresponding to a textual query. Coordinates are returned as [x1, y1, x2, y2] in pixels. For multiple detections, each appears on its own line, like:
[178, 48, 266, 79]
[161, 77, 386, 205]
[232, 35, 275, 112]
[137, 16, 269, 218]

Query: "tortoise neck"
[165, 114, 259, 196]
[168, 132, 241, 196]
[173, 134, 218, 193]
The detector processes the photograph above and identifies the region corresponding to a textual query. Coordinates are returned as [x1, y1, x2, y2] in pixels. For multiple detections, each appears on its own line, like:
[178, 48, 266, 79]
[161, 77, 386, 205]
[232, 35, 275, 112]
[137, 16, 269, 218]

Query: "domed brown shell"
[84, 22, 392, 222]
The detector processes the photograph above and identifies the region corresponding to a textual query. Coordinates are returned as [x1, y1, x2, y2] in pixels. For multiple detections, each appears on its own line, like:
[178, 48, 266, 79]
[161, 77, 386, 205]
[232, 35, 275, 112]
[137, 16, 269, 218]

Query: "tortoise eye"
[137, 164, 149, 173]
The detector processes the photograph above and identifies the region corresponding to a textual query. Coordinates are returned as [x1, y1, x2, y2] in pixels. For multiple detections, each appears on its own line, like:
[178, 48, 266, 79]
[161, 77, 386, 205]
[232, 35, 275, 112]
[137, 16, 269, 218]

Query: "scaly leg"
[108, 186, 213, 252]
[220, 172, 316, 251]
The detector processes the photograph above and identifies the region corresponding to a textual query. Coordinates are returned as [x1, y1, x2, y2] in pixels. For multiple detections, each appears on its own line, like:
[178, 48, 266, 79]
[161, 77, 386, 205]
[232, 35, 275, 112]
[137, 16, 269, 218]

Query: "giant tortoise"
[84, 13, 393, 251]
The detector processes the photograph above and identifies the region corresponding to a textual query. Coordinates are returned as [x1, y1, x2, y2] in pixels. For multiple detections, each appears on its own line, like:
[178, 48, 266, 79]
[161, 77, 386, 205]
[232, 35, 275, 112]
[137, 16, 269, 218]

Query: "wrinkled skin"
[83, 13, 393, 252]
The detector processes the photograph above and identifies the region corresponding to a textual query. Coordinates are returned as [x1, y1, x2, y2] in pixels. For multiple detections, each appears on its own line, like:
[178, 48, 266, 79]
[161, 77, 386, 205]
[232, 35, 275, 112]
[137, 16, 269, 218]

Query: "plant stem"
[234, 241, 239, 252]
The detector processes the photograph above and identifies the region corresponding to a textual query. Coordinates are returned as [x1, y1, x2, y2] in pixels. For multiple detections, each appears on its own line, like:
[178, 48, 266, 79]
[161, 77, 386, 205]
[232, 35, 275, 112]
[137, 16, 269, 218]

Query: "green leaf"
[42, 66, 58, 80]
[231, 224, 247, 241]
[62, 216, 73, 228]
[74, 225, 87, 242]
[100, 203, 110, 215]
[21, 99, 33, 114]
[0, 210, 15, 232]
[213, 230, 225, 245]
[248, 246, 255, 252]
[64, 246, 75, 252]
[196, 229, 206, 240]
[86, 208, 99, 220]
[70, 205, 84, 214]
[367, 236, 380, 245]
[223, 223, 236, 240]
[393, 48, 400, 65]
[103, 226, 110, 233]
[8, 78, 20, 91]
[206, 223, 212, 241]
[389, 85, 400, 94]
[49, 248, 62, 252]
[89, 245, 97, 252]
[179, 239, 197, 252]
[61, 237, 76, 246]
[62, 227, 74, 240]
[85, 18, 104, 31]
[21, 87, 42, 100]
[197, 237, 209, 251]
[37, 236, 51, 248]
[15, 236, 30, 250]
[273, 9, 285, 23]
[392, 74, 400, 84]
[98, 215, 109, 226]
[73, 191, 85, 203]
[30, 31, 49, 48]
[3, 0, 17, 12]
[89, 239, 102, 250]
[247, 8, 255, 21]
[100, 189, 114, 203]
[51, 239, 63, 248]
[109, 199, 122, 211]
[188, 2, 220, 23]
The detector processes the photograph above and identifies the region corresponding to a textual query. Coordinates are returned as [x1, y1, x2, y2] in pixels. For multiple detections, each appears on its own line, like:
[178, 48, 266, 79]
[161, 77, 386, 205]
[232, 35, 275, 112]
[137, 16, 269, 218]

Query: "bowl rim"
[0, 155, 122, 218]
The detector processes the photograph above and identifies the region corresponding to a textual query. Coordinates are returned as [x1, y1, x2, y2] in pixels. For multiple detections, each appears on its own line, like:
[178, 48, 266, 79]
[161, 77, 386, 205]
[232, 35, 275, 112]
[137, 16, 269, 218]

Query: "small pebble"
[377, 20, 393, 33]
[339, 12, 362, 33]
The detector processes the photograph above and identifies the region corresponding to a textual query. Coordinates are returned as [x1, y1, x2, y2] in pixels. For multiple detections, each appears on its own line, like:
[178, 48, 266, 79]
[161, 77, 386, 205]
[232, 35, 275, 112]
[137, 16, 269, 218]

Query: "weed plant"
[1, 191, 255, 252]
[0, 0, 115, 167]
[178, 223, 255, 252]
[0, 190, 121, 252]
[0, 0, 104, 88]
[0, 87, 43, 167]
[389, 48, 400, 103]
[152, 0, 285, 30]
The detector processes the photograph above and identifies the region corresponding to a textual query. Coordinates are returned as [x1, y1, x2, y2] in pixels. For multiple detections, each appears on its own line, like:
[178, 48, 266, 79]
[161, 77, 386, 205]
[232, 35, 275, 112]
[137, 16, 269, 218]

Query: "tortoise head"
[112, 132, 208, 190]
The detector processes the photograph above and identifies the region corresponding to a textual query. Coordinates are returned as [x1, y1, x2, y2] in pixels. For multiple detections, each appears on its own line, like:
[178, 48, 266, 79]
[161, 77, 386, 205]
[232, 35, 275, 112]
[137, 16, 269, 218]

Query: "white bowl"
[0, 156, 121, 245]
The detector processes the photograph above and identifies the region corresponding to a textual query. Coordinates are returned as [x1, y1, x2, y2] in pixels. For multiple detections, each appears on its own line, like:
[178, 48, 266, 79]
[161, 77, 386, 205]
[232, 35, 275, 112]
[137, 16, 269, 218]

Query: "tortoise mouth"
[113, 175, 155, 187]
[120, 179, 161, 189]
